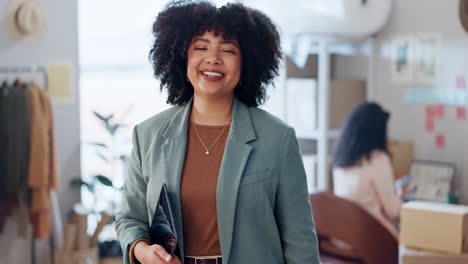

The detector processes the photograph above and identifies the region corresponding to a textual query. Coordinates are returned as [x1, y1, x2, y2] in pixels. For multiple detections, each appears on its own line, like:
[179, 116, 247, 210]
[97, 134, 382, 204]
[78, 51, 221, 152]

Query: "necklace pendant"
[205, 151, 210, 155]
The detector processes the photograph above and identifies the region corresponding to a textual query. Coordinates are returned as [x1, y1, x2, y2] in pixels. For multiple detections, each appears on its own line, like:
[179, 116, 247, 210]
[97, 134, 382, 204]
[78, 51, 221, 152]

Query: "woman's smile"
[200, 69, 225, 81]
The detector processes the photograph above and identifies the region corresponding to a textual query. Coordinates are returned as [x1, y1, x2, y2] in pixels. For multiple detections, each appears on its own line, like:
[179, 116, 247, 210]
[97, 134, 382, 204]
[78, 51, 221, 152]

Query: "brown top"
[180, 120, 230, 256]
[28, 83, 59, 239]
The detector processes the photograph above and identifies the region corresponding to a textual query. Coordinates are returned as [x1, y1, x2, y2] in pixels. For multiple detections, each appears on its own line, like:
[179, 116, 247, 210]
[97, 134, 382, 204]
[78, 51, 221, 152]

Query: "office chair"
[310, 191, 398, 264]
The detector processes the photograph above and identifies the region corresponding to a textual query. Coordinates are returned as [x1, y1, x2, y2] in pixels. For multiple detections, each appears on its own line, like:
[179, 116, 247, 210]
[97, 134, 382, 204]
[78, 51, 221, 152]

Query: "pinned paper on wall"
[47, 63, 73, 104]
[391, 35, 413, 83]
[436, 133, 445, 148]
[404, 88, 467, 106]
[391, 33, 441, 84]
[413, 33, 441, 84]
[425, 118, 434, 132]
[456, 107, 466, 120]
[456, 75, 466, 89]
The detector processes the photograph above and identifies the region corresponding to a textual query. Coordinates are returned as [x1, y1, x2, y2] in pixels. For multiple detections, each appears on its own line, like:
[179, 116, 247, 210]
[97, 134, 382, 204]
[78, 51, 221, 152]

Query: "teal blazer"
[115, 97, 320, 264]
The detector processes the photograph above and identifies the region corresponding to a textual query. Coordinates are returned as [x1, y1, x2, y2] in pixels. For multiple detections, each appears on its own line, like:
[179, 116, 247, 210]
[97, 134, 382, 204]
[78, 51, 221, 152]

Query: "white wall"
[369, 0, 468, 203]
[0, 0, 80, 263]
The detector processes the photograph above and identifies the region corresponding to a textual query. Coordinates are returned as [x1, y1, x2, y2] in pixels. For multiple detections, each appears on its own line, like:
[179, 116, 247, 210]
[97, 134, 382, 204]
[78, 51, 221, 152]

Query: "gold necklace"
[191, 120, 231, 155]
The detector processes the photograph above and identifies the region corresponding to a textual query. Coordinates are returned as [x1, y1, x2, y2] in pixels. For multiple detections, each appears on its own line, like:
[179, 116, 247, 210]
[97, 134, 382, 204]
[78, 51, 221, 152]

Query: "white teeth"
[203, 71, 223, 77]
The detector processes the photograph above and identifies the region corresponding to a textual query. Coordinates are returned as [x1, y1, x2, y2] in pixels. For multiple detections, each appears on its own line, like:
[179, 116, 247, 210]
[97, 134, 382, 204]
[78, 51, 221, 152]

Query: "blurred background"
[1, 0, 468, 263]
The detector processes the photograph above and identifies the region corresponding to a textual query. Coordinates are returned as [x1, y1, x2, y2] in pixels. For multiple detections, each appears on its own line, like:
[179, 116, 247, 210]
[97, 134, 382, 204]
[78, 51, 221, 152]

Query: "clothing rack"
[0, 65, 49, 264]
[0, 66, 48, 89]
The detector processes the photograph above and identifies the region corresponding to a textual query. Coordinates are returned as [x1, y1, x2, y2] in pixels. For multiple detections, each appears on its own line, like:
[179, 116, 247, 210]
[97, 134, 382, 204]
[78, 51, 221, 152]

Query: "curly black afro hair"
[333, 102, 391, 168]
[149, 0, 282, 107]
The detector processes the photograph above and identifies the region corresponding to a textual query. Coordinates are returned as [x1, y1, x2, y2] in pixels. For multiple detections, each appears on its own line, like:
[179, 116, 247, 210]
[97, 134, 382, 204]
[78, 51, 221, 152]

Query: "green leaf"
[89, 141, 109, 149]
[108, 124, 121, 136]
[96, 151, 109, 162]
[70, 177, 84, 186]
[119, 154, 129, 161]
[70, 177, 94, 193]
[95, 175, 114, 187]
[92, 111, 113, 123]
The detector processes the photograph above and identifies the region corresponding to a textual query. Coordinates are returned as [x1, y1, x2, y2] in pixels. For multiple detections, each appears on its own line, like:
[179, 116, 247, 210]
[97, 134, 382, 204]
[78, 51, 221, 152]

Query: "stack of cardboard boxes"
[399, 201, 468, 263]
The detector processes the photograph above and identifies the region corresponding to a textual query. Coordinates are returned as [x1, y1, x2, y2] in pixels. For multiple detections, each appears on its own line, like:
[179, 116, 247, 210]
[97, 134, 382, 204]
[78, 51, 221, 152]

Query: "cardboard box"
[388, 140, 414, 179]
[400, 202, 468, 255]
[285, 78, 366, 132]
[399, 246, 468, 264]
[286, 55, 320, 78]
[286, 55, 366, 130]
[329, 79, 366, 129]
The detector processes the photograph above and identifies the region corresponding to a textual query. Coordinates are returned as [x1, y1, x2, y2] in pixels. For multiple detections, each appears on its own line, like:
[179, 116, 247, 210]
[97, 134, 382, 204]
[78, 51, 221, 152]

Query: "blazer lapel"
[160, 97, 193, 259]
[216, 97, 256, 264]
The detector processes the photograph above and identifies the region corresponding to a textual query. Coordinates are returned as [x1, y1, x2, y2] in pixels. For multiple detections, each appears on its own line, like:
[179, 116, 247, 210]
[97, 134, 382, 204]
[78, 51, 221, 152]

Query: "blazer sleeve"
[115, 126, 151, 264]
[275, 127, 320, 264]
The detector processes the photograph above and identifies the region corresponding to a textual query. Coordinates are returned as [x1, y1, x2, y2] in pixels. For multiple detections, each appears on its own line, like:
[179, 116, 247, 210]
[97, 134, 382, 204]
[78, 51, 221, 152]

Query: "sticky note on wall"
[456, 107, 466, 120]
[426, 105, 444, 119]
[425, 119, 434, 132]
[436, 134, 445, 148]
[435, 105, 445, 118]
[456, 75, 466, 89]
[46, 63, 73, 104]
[426, 105, 434, 119]
[426, 105, 436, 119]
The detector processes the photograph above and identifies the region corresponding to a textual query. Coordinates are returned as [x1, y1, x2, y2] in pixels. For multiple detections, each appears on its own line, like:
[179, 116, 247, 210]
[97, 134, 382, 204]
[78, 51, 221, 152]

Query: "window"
[79, 0, 169, 238]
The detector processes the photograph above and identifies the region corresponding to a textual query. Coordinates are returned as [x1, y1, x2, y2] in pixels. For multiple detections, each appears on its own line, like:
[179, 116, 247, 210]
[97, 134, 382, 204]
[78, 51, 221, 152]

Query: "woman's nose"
[204, 50, 222, 64]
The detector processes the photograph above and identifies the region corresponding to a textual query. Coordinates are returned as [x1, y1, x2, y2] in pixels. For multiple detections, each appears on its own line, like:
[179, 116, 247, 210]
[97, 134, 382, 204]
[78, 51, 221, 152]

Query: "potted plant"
[71, 107, 133, 259]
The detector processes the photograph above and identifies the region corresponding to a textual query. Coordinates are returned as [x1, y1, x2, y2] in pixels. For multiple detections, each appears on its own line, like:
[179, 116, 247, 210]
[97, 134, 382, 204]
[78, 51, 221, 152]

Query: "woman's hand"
[395, 175, 412, 201]
[134, 240, 181, 264]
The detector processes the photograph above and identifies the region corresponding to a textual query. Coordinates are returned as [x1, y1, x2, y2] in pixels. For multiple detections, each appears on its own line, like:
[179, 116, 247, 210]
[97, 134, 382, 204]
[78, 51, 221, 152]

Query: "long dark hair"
[333, 102, 390, 168]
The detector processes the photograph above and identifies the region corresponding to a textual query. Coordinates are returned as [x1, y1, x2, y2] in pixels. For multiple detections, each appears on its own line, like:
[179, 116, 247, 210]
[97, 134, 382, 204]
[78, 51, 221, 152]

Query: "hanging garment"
[16, 82, 31, 238]
[3, 82, 17, 199]
[0, 81, 20, 230]
[0, 81, 9, 231]
[7, 81, 30, 200]
[27, 82, 59, 239]
[0, 81, 31, 237]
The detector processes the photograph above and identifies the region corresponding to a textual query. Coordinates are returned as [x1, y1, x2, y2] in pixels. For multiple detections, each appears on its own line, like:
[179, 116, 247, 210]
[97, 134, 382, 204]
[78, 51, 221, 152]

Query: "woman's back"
[333, 150, 401, 239]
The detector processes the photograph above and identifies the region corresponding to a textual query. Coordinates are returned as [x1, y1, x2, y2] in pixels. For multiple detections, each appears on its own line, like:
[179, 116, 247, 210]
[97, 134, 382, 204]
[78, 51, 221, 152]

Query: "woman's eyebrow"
[221, 40, 239, 49]
[192, 38, 210, 44]
[192, 38, 239, 49]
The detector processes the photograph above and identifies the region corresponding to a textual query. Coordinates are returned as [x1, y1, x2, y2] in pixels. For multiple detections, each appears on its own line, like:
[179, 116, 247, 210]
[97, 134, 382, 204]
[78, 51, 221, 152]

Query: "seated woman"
[332, 102, 401, 240]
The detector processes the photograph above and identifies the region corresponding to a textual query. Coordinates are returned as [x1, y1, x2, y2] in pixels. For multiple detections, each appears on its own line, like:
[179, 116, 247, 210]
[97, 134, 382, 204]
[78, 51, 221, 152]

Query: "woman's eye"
[195, 47, 207, 51]
[222, 50, 236, 54]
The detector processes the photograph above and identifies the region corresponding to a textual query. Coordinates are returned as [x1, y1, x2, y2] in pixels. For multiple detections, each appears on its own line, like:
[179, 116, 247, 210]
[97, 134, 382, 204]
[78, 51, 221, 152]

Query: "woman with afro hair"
[115, 1, 320, 264]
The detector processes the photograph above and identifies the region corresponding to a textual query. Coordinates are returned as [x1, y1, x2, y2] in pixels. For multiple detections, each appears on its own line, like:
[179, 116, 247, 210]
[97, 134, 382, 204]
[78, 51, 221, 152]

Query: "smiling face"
[187, 31, 242, 100]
